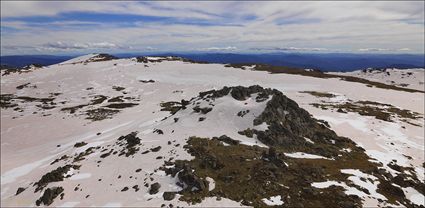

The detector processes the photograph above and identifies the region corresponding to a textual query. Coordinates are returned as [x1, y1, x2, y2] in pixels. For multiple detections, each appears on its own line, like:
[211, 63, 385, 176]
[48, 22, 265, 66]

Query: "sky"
[1, 1, 424, 55]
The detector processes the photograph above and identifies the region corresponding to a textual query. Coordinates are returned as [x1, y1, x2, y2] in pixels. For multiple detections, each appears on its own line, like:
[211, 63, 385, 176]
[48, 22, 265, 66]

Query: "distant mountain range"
[156, 53, 425, 72]
[0, 55, 73, 68]
[1, 53, 424, 72]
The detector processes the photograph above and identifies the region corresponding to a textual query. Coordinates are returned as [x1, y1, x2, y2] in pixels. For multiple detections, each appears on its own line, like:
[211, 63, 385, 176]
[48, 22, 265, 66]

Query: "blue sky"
[1, 1, 424, 55]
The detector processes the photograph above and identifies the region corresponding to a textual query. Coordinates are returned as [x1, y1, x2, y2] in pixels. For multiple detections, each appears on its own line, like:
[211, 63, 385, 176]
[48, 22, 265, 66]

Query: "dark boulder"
[151, 146, 162, 152]
[153, 129, 164, 135]
[73, 142, 87, 148]
[214, 135, 239, 145]
[193, 106, 212, 114]
[238, 128, 254, 138]
[163, 192, 176, 201]
[149, 182, 161, 194]
[140, 79, 155, 83]
[178, 164, 209, 192]
[181, 99, 190, 106]
[15, 187, 26, 195]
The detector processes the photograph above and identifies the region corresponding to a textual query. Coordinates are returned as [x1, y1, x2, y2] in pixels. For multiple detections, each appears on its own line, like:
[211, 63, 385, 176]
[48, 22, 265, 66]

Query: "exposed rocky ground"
[328, 68, 425, 91]
[225, 64, 424, 93]
[161, 86, 424, 207]
[1, 54, 424, 207]
[1, 64, 44, 76]
[300, 91, 423, 126]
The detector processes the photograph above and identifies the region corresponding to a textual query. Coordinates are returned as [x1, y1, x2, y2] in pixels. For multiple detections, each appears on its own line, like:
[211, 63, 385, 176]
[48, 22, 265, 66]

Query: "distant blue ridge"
[152, 53, 425, 72]
[0, 55, 73, 68]
[1, 53, 424, 72]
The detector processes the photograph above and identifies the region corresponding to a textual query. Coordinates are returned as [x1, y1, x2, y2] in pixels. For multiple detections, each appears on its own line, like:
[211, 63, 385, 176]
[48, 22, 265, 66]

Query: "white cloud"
[43, 41, 89, 50]
[252, 47, 328, 52]
[200, 46, 238, 51]
[0, 1, 219, 19]
[358, 48, 412, 52]
[37, 41, 122, 51]
[358, 48, 389, 52]
[90, 42, 117, 49]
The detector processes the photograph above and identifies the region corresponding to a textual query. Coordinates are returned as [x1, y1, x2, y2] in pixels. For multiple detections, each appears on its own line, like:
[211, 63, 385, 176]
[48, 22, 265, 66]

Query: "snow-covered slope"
[1, 55, 424, 207]
[328, 68, 424, 91]
[58, 53, 117, 65]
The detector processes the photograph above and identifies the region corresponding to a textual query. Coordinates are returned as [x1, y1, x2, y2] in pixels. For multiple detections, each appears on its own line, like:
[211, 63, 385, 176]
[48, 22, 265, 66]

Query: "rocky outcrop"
[117, 132, 140, 157]
[159, 85, 423, 207]
[73, 142, 87, 148]
[213, 135, 239, 145]
[35, 187, 64, 206]
[135, 56, 207, 64]
[135, 56, 149, 63]
[189, 85, 354, 158]
[86, 54, 117, 63]
[193, 106, 212, 114]
[246, 87, 355, 158]
[34, 165, 75, 192]
[15, 187, 26, 195]
[197, 85, 272, 102]
[160, 100, 190, 115]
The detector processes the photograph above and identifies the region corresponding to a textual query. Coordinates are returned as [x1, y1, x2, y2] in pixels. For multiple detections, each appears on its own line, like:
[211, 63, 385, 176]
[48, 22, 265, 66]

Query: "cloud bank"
[1, 1, 424, 55]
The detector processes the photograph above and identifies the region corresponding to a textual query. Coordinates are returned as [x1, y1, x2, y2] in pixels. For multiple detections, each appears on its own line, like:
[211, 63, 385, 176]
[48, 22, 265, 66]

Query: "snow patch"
[69, 173, 92, 180]
[341, 169, 386, 200]
[410, 194, 425, 206]
[284, 152, 332, 160]
[253, 122, 269, 131]
[311, 181, 367, 198]
[316, 115, 368, 133]
[102, 202, 122, 207]
[329, 94, 348, 103]
[403, 187, 425, 206]
[206, 177, 216, 191]
[304, 137, 315, 144]
[58, 202, 80, 207]
[311, 180, 342, 188]
[1, 153, 62, 185]
[262, 195, 284, 206]
[341, 148, 352, 153]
